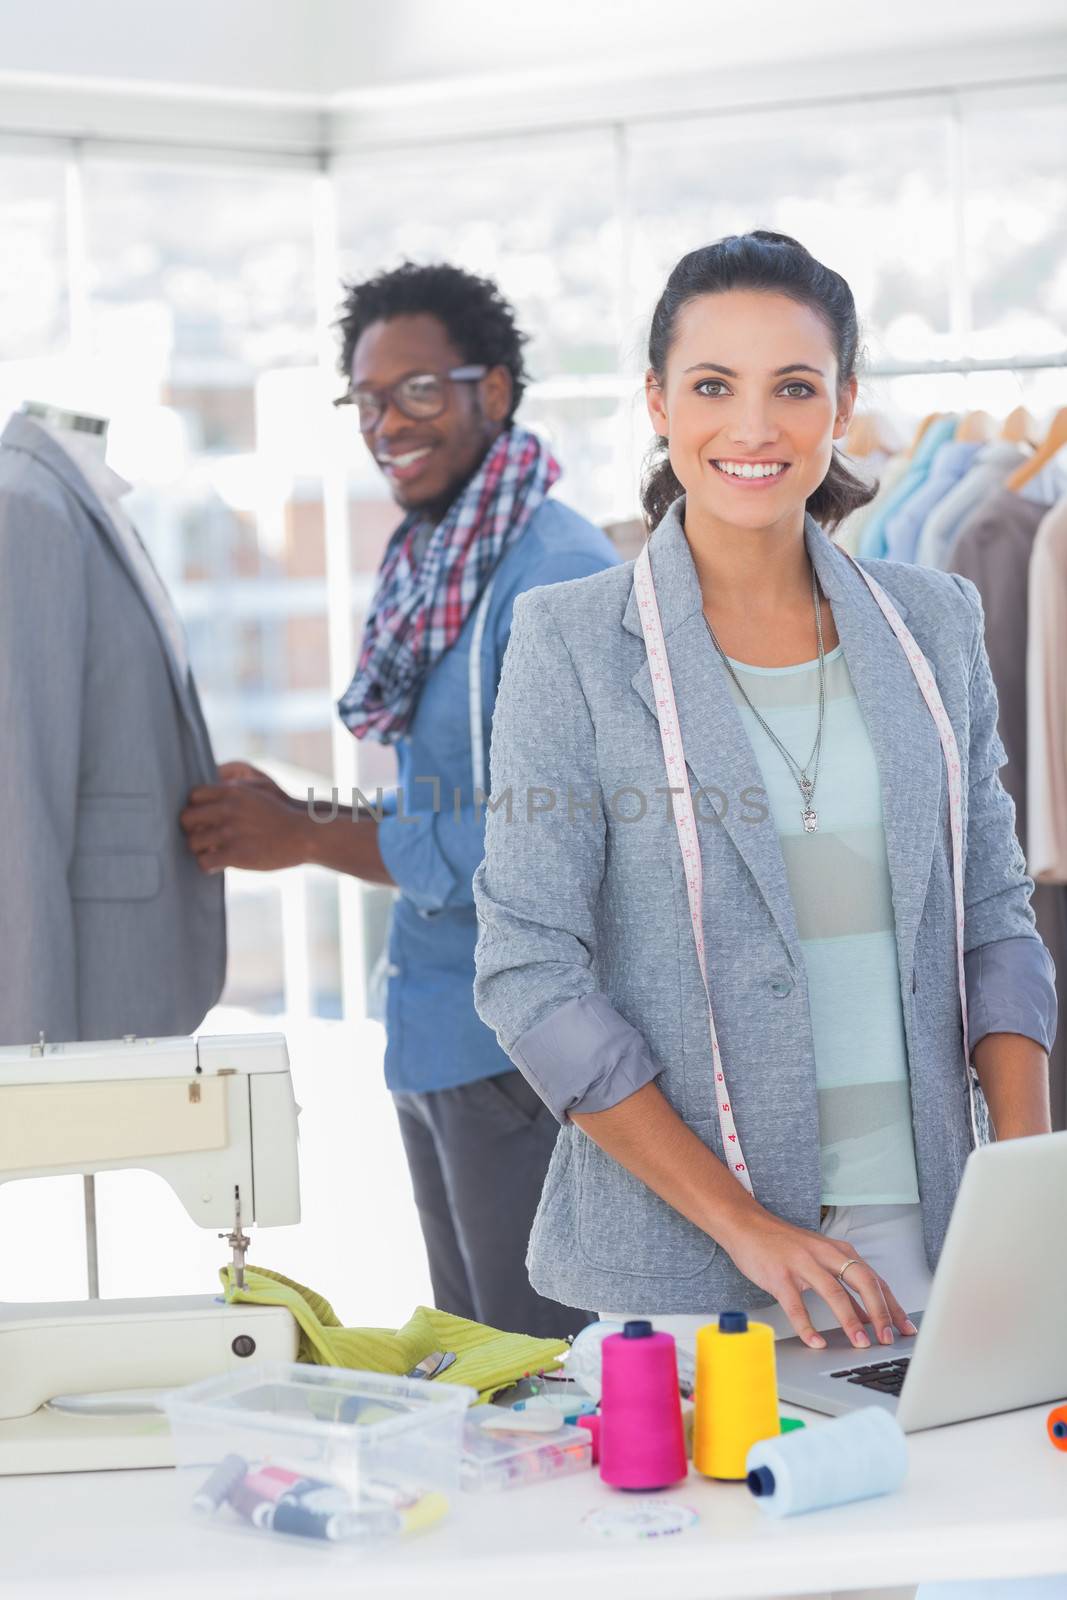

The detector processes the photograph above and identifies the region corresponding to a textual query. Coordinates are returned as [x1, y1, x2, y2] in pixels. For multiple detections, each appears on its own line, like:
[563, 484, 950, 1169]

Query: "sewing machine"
[0, 1032, 302, 1474]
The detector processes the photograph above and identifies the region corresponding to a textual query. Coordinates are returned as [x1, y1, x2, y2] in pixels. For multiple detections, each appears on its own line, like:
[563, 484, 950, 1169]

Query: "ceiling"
[0, 0, 1064, 103]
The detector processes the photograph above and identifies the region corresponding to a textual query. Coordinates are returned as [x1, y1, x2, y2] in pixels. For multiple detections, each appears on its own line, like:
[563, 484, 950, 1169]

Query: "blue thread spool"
[746, 1406, 907, 1517]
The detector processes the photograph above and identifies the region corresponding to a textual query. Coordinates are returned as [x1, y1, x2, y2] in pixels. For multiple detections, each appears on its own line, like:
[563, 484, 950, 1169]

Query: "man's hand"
[180, 782, 310, 873]
[216, 761, 298, 808]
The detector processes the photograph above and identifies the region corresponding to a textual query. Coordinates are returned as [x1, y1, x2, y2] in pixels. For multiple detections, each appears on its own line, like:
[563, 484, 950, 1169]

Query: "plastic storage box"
[163, 1362, 475, 1549]
[461, 1419, 593, 1492]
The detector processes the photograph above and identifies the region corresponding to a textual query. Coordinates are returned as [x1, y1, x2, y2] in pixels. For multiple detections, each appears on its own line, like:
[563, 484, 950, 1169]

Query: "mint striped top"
[724, 644, 921, 1206]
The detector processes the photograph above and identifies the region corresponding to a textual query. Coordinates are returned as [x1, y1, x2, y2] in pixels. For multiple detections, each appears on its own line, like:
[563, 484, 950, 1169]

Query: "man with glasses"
[181, 261, 616, 1337]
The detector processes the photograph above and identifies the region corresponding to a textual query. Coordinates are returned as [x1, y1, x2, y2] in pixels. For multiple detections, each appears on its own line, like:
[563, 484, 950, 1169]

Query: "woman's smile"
[708, 457, 792, 487]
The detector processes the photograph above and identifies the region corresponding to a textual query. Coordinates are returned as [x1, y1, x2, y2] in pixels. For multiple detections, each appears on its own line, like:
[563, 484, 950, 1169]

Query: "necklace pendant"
[802, 806, 818, 834]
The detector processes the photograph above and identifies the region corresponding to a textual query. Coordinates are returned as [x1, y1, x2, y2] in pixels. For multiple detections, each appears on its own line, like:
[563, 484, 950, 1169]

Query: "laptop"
[775, 1129, 1067, 1431]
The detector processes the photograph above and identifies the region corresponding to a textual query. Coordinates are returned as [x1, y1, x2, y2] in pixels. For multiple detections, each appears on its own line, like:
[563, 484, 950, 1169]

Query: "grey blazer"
[473, 500, 1056, 1314]
[0, 414, 225, 1045]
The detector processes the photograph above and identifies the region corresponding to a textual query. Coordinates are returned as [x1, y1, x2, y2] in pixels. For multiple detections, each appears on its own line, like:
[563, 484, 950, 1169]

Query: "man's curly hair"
[336, 261, 530, 422]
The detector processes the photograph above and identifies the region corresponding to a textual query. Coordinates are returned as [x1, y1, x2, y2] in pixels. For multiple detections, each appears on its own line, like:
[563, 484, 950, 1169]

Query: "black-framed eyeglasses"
[333, 365, 488, 432]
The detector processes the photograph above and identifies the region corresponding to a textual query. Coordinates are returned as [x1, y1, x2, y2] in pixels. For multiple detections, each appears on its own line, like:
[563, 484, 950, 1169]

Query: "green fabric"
[219, 1264, 568, 1404]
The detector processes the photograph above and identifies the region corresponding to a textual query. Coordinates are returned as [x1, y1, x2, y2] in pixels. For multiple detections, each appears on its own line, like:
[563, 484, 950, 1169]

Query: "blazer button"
[769, 971, 794, 998]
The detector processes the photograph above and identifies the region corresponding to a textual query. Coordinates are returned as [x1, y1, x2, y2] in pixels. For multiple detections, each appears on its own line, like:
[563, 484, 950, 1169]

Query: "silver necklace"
[704, 562, 827, 834]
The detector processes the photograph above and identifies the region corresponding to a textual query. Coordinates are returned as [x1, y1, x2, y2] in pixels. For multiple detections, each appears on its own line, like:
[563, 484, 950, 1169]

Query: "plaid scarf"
[338, 426, 560, 743]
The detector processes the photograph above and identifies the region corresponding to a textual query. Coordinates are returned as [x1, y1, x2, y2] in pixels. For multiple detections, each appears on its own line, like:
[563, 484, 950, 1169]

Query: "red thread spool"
[1047, 1404, 1067, 1452]
[599, 1320, 687, 1490]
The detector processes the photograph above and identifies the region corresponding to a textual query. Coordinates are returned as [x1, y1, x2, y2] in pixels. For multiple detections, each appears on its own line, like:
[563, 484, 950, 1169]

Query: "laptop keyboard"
[829, 1357, 911, 1396]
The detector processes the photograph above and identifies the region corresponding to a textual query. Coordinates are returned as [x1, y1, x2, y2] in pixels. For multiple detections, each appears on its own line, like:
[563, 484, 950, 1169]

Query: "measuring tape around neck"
[632, 542, 977, 1197]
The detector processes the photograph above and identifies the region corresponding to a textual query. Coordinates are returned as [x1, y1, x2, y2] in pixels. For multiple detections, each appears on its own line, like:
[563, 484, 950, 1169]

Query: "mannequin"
[0, 400, 225, 1044]
[19, 400, 190, 681]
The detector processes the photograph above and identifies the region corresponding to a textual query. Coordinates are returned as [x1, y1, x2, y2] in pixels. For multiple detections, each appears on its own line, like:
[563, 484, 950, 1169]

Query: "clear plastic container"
[460, 1419, 593, 1492]
[163, 1362, 475, 1549]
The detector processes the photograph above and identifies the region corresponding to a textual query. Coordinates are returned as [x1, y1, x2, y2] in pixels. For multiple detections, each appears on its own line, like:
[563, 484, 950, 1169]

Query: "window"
[625, 100, 957, 369]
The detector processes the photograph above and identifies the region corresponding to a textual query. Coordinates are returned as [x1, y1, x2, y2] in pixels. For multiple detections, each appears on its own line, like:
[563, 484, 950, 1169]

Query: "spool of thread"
[1047, 1404, 1067, 1452]
[599, 1320, 688, 1490]
[746, 1406, 908, 1518]
[192, 1453, 247, 1513]
[577, 1412, 601, 1464]
[694, 1311, 779, 1480]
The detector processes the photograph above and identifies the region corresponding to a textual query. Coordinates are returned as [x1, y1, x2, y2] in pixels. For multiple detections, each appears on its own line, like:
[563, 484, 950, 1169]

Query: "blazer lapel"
[624, 502, 944, 987]
[808, 520, 943, 986]
[624, 503, 803, 963]
[2, 414, 201, 737]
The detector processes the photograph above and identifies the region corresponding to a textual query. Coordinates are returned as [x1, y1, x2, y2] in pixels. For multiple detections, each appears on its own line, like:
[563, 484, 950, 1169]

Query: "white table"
[2, 1403, 1064, 1600]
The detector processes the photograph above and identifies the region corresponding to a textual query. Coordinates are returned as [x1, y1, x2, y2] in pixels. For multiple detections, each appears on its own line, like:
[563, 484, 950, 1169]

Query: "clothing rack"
[866, 353, 1067, 378]
[527, 355, 1067, 405]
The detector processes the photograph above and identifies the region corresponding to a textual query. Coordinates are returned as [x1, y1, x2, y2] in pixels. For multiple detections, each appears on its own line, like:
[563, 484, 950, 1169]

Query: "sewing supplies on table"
[694, 1311, 779, 1480]
[1047, 1404, 1067, 1451]
[746, 1406, 908, 1517]
[567, 1320, 696, 1402]
[165, 1363, 472, 1550]
[510, 1392, 598, 1425]
[599, 1320, 688, 1490]
[480, 1392, 597, 1433]
[577, 1412, 601, 1463]
[461, 1416, 592, 1492]
[192, 1455, 448, 1542]
[582, 1501, 700, 1541]
[405, 1350, 457, 1380]
[565, 1322, 622, 1404]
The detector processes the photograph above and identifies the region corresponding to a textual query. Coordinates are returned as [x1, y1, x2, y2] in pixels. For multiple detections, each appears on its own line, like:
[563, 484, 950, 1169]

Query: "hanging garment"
[857, 414, 959, 560]
[39, 422, 190, 681]
[219, 1264, 569, 1402]
[884, 439, 982, 565]
[915, 441, 1027, 570]
[949, 488, 1067, 1129]
[0, 413, 224, 1044]
[834, 453, 909, 556]
[1026, 497, 1067, 886]
[829, 450, 885, 556]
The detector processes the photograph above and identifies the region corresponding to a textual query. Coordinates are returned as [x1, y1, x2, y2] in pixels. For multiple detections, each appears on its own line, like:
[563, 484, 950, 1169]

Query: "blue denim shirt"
[375, 496, 619, 1094]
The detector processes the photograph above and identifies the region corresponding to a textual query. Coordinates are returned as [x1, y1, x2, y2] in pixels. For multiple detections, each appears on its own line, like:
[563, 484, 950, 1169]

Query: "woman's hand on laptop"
[722, 1211, 918, 1352]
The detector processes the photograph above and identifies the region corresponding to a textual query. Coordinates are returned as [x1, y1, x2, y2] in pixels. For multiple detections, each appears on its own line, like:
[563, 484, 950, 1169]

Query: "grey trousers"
[393, 1071, 591, 1340]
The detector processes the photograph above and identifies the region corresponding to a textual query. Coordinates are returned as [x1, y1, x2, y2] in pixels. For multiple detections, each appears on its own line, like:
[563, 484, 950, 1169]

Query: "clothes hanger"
[844, 412, 897, 458]
[999, 406, 1039, 447]
[907, 412, 943, 455]
[954, 411, 996, 444]
[1005, 407, 1067, 492]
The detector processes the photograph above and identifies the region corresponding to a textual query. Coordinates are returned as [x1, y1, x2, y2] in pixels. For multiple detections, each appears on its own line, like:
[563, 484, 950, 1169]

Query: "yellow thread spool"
[694, 1311, 779, 1480]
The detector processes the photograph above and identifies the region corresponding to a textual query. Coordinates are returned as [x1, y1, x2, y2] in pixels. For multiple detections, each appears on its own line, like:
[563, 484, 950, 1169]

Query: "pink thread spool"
[599, 1320, 687, 1490]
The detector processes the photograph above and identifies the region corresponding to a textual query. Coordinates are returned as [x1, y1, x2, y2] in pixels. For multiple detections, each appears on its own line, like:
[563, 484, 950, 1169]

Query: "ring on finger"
[835, 1257, 863, 1286]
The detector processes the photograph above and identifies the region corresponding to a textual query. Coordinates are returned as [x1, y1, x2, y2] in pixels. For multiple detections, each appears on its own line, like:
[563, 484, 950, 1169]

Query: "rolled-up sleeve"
[473, 588, 661, 1121]
[955, 574, 1058, 1053]
[965, 937, 1057, 1054]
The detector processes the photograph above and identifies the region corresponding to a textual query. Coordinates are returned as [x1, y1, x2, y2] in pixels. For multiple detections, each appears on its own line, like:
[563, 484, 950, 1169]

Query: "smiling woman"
[472, 228, 1055, 1354]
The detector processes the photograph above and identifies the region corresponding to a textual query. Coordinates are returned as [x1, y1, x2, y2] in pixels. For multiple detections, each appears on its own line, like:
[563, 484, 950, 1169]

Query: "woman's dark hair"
[336, 260, 530, 422]
[641, 230, 875, 531]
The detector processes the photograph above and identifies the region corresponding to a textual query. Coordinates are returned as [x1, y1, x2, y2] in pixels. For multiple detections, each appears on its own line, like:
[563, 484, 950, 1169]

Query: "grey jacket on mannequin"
[0, 413, 225, 1045]
[472, 499, 1056, 1315]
